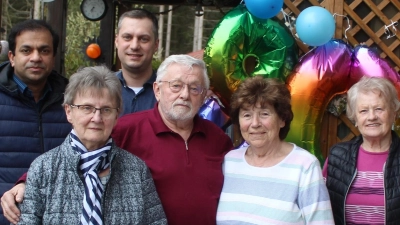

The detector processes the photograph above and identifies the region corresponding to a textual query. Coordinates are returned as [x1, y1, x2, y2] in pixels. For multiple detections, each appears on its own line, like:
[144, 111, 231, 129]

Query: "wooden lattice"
[320, 112, 360, 159]
[279, 0, 400, 72]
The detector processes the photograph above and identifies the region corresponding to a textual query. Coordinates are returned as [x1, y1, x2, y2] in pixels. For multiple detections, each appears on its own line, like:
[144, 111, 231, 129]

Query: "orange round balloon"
[86, 43, 101, 59]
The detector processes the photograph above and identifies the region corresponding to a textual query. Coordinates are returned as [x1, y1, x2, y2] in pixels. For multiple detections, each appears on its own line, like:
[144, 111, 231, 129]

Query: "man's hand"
[1, 183, 26, 224]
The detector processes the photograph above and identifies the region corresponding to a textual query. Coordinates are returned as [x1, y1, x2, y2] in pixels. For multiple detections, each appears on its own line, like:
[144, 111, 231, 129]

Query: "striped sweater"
[216, 144, 334, 225]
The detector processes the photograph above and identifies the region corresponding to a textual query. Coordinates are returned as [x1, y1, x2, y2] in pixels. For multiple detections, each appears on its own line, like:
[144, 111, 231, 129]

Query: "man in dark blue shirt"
[114, 9, 159, 115]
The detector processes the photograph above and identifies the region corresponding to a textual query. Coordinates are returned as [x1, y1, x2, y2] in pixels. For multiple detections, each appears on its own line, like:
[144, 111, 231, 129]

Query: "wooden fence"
[280, 0, 399, 73]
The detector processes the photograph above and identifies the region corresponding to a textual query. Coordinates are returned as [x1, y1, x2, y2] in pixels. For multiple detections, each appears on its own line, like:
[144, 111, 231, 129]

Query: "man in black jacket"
[0, 20, 71, 225]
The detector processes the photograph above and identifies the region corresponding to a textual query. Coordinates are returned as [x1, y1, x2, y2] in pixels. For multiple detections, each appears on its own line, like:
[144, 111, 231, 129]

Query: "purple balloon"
[351, 45, 400, 86]
[198, 97, 230, 128]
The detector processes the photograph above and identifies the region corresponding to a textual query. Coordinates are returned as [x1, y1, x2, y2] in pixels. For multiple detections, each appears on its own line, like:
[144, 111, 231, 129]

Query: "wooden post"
[99, 0, 116, 70]
[0, 0, 3, 40]
[47, 0, 67, 75]
[334, 0, 344, 39]
[322, 0, 344, 40]
[0, 0, 2, 25]
[114, 4, 129, 71]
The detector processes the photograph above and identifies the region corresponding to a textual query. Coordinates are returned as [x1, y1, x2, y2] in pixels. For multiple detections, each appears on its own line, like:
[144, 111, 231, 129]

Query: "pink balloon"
[351, 45, 400, 96]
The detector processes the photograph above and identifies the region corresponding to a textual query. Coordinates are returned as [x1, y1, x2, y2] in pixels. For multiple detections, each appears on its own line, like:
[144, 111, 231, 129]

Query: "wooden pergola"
[45, 0, 240, 74]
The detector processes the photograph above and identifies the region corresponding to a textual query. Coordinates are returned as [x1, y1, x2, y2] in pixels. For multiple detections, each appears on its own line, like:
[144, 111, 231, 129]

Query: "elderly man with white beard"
[111, 54, 233, 225]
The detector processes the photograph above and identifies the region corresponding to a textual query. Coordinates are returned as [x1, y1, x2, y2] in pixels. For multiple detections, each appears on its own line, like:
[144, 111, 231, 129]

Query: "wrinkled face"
[355, 91, 396, 141]
[239, 103, 285, 148]
[114, 17, 158, 73]
[8, 30, 55, 87]
[154, 63, 206, 122]
[65, 88, 119, 151]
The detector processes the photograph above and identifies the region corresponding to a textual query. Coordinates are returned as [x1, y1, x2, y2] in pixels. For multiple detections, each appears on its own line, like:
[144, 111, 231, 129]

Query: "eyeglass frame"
[69, 104, 119, 117]
[158, 80, 205, 95]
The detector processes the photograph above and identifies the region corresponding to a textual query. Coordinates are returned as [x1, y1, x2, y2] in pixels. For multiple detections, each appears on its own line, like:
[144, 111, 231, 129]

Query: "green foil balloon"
[204, 4, 298, 108]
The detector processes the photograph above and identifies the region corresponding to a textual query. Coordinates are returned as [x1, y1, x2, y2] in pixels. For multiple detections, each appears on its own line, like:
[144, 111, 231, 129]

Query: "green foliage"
[64, 0, 100, 78]
[152, 58, 162, 70]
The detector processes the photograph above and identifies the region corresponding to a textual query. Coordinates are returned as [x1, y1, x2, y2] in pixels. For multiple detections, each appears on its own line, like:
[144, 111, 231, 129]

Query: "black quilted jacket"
[326, 131, 400, 225]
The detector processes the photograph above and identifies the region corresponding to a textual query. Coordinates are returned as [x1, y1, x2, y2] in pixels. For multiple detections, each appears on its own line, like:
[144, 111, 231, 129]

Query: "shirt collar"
[12, 74, 52, 98]
[12, 74, 28, 93]
[116, 70, 157, 87]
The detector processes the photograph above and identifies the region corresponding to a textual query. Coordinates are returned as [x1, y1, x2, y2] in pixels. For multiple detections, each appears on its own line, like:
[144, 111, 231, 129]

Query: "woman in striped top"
[216, 76, 334, 224]
[323, 76, 400, 225]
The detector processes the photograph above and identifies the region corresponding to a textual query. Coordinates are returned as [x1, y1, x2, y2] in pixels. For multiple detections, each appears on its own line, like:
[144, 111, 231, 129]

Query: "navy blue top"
[0, 61, 71, 225]
[116, 70, 157, 116]
[13, 74, 51, 110]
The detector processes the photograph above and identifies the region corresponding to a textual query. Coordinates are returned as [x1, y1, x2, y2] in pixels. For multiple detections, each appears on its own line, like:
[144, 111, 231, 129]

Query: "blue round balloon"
[295, 6, 335, 46]
[245, 0, 284, 19]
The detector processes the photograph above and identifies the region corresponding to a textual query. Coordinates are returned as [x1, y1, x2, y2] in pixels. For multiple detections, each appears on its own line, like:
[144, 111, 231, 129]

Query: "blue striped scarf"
[70, 129, 112, 225]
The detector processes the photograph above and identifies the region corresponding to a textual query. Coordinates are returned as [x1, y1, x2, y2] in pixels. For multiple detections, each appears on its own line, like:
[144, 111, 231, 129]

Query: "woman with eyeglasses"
[16, 66, 167, 225]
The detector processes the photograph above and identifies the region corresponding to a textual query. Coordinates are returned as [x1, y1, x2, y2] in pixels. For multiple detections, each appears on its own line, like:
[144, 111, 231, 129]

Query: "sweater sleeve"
[15, 173, 27, 184]
[17, 159, 45, 225]
[298, 159, 334, 225]
[140, 163, 167, 225]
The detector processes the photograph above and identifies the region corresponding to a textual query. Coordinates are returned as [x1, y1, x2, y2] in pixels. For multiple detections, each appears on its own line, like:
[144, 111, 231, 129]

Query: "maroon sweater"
[112, 105, 233, 225]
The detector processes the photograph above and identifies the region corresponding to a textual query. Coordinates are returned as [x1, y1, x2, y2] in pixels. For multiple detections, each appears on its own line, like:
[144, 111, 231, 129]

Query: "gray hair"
[63, 66, 122, 112]
[346, 76, 400, 123]
[156, 54, 210, 89]
[117, 8, 158, 40]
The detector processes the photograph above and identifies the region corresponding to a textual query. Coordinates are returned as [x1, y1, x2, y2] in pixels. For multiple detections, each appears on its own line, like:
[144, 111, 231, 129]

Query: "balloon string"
[281, 9, 295, 35]
[333, 13, 351, 40]
[384, 20, 398, 39]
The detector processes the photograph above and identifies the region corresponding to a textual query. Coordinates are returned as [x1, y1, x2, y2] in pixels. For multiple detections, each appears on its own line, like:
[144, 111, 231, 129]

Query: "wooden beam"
[0, 0, 2, 32]
[333, 0, 344, 39]
[114, 4, 130, 71]
[47, 0, 67, 75]
[99, 0, 116, 69]
[344, 3, 400, 69]
[364, 0, 400, 40]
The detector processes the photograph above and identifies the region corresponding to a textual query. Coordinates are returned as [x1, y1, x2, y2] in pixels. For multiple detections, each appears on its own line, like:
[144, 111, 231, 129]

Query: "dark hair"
[7, 19, 59, 56]
[117, 8, 159, 40]
[230, 76, 293, 140]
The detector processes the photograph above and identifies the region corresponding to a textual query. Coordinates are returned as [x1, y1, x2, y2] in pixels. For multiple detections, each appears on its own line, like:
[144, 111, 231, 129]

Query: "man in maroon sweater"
[112, 54, 233, 225]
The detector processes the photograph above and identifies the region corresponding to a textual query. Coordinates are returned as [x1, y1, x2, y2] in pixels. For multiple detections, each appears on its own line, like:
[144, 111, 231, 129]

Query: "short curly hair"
[230, 76, 293, 140]
[346, 76, 400, 124]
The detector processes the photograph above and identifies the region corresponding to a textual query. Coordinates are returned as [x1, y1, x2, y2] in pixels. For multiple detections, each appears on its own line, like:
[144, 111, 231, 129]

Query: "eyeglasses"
[159, 80, 205, 95]
[70, 105, 119, 117]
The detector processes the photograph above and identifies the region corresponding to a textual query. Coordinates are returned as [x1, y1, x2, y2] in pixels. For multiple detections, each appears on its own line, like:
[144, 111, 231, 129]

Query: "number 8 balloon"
[296, 6, 336, 46]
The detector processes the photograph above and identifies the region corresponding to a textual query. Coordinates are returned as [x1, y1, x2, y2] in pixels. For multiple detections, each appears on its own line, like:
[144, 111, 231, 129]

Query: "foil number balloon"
[204, 4, 298, 109]
[286, 39, 353, 162]
[286, 39, 400, 161]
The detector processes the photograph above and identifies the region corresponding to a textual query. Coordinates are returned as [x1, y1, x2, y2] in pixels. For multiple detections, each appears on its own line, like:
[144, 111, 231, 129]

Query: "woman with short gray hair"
[323, 76, 400, 225]
[17, 66, 167, 225]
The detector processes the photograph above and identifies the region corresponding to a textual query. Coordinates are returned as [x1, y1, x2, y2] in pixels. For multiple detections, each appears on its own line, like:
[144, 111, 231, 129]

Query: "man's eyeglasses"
[159, 80, 205, 95]
[70, 105, 119, 117]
